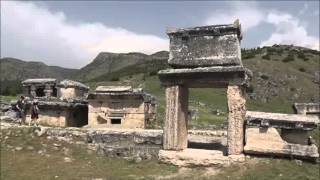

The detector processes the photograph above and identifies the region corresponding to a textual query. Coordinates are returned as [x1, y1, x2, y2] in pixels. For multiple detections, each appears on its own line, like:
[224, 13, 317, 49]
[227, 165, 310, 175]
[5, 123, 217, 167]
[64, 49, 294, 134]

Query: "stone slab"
[293, 103, 320, 115]
[95, 86, 133, 92]
[158, 148, 245, 167]
[158, 66, 250, 87]
[244, 127, 319, 159]
[57, 79, 89, 90]
[246, 111, 319, 130]
[22, 78, 56, 85]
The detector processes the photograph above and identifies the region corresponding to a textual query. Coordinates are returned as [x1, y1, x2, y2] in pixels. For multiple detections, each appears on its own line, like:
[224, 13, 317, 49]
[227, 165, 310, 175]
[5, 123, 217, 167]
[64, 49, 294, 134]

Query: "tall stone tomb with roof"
[158, 20, 252, 156]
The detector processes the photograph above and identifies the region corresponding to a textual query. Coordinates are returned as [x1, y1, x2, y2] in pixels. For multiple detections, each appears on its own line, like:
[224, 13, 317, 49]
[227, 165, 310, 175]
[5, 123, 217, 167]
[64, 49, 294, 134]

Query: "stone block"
[244, 127, 319, 159]
[158, 149, 245, 167]
[167, 21, 242, 68]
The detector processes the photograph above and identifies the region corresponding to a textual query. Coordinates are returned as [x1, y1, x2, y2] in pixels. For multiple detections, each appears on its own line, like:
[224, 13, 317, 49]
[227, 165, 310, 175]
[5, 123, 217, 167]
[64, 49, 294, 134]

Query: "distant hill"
[0, 57, 78, 81]
[75, 51, 169, 81]
[0, 57, 78, 95]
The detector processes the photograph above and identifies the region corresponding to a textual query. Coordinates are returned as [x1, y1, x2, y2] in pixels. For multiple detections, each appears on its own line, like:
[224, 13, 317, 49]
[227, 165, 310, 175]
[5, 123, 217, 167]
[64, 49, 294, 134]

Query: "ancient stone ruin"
[2, 20, 318, 168]
[293, 103, 320, 116]
[22, 78, 58, 98]
[22, 78, 89, 127]
[87, 86, 156, 128]
[245, 111, 319, 159]
[158, 20, 252, 165]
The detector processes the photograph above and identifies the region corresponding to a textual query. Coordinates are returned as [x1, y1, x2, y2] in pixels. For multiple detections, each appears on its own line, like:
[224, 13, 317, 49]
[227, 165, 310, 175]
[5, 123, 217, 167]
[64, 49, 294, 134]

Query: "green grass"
[0, 95, 17, 103]
[0, 128, 178, 180]
[1, 127, 319, 179]
[216, 158, 320, 180]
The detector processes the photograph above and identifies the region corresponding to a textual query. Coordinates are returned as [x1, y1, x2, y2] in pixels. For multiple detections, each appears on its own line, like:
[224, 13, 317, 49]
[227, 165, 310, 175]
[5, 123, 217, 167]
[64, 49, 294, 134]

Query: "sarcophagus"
[167, 20, 242, 68]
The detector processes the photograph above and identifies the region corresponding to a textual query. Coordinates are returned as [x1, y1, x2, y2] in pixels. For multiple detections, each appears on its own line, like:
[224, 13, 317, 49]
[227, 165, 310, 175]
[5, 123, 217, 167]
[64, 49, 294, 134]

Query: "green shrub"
[282, 54, 294, 62]
[262, 54, 270, 60]
[111, 77, 119, 81]
[298, 67, 306, 72]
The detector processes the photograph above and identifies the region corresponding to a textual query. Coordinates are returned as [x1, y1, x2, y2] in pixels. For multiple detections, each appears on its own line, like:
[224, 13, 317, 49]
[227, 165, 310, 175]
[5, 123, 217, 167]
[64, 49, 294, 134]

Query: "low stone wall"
[1, 122, 227, 160]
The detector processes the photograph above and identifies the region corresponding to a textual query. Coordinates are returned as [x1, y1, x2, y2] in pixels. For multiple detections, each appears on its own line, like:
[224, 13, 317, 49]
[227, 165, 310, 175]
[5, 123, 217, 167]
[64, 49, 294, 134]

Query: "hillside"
[0, 57, 78, 95]
[1, 45, 319, 128]
[75, 51, 169, 81]
[84, 45, 320, 128]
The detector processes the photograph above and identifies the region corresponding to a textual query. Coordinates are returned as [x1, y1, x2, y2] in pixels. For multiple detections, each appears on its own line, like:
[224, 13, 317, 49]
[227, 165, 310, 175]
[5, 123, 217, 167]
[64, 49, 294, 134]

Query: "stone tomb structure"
[22, 78, 57, 98]
[88, 86, 156, 128]
[293, 103, 320, 116]
[57, 79, 89, 100]
[22, 78, 88, 127]
[245, 111, 319, 159]
[158, 20, 252, 165]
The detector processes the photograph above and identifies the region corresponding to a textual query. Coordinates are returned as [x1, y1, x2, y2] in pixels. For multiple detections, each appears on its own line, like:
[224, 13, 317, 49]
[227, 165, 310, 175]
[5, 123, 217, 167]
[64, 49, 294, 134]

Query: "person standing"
[30, 101, 40, 126]
[16, 96, 26, 125]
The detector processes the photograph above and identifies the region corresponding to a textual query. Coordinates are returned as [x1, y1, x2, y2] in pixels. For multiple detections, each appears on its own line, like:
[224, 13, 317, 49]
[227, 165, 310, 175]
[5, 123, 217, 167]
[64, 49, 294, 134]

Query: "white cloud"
[204, 2, 319, 50]
[0, 1, 168, 68]
[204, 2, 265, 32]
[260, 12, 319, 50]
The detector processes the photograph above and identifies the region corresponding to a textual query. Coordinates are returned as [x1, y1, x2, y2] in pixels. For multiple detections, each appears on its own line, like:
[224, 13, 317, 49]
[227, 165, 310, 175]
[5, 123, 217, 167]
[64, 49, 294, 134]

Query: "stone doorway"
[159, 82, 246, 155]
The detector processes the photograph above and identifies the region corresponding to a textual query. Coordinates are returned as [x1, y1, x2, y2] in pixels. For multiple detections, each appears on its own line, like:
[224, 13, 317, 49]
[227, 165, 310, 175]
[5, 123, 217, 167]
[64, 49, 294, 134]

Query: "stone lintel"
[246, 111, 319, 130]
[158, 66, 248, 88]
[22, 78, 57, 86]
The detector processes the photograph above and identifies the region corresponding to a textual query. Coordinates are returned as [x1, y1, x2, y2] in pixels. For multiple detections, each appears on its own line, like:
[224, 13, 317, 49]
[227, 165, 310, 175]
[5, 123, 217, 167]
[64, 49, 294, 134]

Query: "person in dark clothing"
[16, 96, 26, 125]
[29, 101, 40, 126]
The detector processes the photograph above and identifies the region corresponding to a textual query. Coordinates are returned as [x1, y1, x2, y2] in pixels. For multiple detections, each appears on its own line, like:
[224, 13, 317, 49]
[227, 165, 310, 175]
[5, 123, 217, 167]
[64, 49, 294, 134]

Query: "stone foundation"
[159, 149, 245, 167]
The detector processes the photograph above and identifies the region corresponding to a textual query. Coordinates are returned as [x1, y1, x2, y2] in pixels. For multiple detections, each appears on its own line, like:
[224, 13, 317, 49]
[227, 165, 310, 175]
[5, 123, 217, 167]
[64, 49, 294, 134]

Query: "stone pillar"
[163, 85, 189, 150]
[44, 84, 53, 97]
[30, 85, 36, 98]
[227, 85, 246, 155]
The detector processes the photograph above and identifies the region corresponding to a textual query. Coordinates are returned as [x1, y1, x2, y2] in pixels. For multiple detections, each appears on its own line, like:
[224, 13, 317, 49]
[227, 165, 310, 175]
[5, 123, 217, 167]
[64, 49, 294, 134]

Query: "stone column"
[44, 84, 53, 97]
[163, 85, 189, 150]
[227, 85, 246, 155]
[30, 85, 36, 98]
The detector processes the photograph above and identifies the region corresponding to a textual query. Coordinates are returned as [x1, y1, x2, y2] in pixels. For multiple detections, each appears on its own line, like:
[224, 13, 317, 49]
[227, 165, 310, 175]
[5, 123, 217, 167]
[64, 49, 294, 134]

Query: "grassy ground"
[1, 127, 319, 180]
[0, 95, 17, 103]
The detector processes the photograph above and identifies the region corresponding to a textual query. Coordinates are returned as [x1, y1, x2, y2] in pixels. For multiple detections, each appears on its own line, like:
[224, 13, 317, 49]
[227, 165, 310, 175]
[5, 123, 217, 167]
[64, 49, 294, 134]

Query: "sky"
[1, 1, 319, 69]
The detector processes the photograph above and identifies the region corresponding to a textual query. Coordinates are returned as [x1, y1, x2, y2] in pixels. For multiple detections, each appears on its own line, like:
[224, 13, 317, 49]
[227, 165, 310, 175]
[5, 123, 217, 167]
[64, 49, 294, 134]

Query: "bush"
[298, 67, 306, 72]
[149, 71, 158, 76]
[262, 54, 270, 60]
[282, 54, 294, 62]
[111, 77, 119, 81]
[0, 80, 23, 96]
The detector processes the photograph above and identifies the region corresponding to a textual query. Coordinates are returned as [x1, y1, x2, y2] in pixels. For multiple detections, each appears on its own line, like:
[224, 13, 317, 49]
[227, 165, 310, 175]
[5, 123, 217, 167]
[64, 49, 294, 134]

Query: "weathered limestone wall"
[1, 122, 227, 160]
[227, 85, 246, 155]
[163, 85, 189, 150]
[25, 105, 88, 128]
[88, 96, 146, 128]
[26, 109, 68, 127]
[58, 88, 87, 99]
[244, 127, 319, 159]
